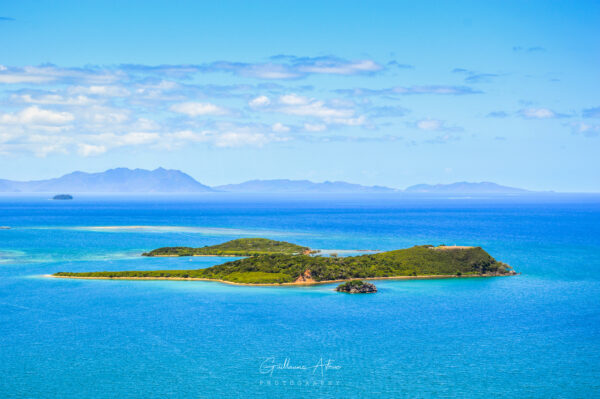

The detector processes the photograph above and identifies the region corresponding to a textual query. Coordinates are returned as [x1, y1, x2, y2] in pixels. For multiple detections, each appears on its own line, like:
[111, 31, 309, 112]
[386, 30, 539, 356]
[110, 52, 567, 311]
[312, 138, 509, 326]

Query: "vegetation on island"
[335, 280, 377, 293]
[142, 238, 311, 257]
[54, 243, 516, 285]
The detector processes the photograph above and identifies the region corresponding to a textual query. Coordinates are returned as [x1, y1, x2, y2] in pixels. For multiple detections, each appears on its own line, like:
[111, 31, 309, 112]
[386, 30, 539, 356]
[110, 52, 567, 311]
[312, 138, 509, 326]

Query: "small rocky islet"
[335, 280, 378, 294]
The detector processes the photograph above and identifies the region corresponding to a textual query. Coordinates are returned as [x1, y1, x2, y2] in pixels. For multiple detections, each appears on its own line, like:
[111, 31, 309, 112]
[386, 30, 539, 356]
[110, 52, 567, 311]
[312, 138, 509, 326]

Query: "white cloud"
[75, 132, 160, 157]
[69, 85, 131, 97]
[332, 115, 366, 126]
[23, 133, 72, 157]
[0, 75, 54, 84]
[170, 102, 229, 116]
[117, 132, 160, 145]
[277, 94, 355, 119]
[0, 106, 74, 126]
[167, 130, 207, 143]
[137, 80, 178, 91]
[155, 130, 210, 150]
[0, 66, 56, 84]
[88, 132, 159, 146]
[569, 122, 600, 137]
[241, 64, 301, 79]
[279, 94, 310, 106]
[209, 122, 290, 148]
[250, 93, 366, 127]
[304, 123, 327, 132]
[414, 119, 462, 133]
[15, 93, 93, 105]
[134, 80, 182, 100]
[78, 143, 107, 156]
[77, 106, 130, 126]
[0, 59, 417, 155]
[133, 118, 160, 131]
[209, 57, 383, 79]
[213, 132, 272, 147]
[249, 95, 270, 107]
[520, 108, 558, 119]
[425, 133, 460, 144]
[0, 58, 383, 90]
[300, 59, 381, 75]
[335, 85, 481, 97]
[416, 119, 443, 131]
[167, 123, 290, 149]
[271, 122, 290, 133]
[0, 65, 120, 85]
[159, 126, 283, 149]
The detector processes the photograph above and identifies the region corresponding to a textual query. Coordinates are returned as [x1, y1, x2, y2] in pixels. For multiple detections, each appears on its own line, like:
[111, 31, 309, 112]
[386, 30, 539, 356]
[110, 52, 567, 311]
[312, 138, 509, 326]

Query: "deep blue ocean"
[1, 194, 599, 398]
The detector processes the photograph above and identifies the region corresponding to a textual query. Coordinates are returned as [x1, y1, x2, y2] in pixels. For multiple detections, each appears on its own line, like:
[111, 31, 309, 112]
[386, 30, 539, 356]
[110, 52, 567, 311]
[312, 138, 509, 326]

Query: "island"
[336, 280, 377, 293]
[52, 241, 517, 285]
[52, 194, 73, 200]
[142, 238, 312, 257]
[0, 226, 10, 230]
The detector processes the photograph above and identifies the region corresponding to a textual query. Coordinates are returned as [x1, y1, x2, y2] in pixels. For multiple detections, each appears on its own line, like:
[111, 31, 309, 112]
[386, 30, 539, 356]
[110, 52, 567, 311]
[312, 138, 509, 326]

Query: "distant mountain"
[214, 179, 397, 193]
[0, 169, 534, 195]
[0, 168, 213, 193]
[404, 181, 528, 194]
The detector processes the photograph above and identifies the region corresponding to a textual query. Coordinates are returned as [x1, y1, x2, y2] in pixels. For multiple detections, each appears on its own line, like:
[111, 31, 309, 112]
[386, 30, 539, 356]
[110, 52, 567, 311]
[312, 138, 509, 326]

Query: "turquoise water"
[1, 194, 599, 398]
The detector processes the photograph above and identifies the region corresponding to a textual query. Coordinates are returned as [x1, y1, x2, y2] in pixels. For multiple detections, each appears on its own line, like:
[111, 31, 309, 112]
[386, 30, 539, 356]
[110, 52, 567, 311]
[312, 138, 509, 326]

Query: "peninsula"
[53, 241, 517, 285]
[142, 238, 311, 257]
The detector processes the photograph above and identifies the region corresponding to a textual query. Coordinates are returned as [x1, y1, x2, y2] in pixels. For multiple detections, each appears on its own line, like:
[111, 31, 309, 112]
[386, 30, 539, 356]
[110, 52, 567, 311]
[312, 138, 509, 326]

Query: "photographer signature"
[260, 357, 341, 377]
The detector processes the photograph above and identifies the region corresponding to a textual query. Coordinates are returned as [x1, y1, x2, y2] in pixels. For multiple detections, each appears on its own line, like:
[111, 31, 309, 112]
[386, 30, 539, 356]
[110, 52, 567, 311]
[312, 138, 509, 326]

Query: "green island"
[53, 240, 517, 285]
[142, 238, 311, 257]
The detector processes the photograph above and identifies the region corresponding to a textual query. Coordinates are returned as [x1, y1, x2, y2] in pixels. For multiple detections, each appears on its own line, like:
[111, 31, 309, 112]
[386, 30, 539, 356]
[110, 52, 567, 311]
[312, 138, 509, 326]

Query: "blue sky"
[0, 1, 599, 191]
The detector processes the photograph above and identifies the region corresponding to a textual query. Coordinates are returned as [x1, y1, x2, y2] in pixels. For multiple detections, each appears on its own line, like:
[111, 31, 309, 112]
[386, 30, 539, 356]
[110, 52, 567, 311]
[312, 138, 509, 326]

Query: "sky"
[0, 0, 599, 191]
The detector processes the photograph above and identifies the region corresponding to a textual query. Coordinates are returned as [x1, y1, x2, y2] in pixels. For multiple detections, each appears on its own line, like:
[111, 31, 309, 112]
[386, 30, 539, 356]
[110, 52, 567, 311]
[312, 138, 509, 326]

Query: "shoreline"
[145, 254, 240, 257]
[45, 273, 516, 287]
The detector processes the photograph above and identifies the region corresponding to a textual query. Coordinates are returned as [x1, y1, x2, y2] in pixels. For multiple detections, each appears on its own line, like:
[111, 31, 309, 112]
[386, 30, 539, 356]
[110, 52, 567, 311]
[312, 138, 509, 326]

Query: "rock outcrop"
[335, 280, 377, 294]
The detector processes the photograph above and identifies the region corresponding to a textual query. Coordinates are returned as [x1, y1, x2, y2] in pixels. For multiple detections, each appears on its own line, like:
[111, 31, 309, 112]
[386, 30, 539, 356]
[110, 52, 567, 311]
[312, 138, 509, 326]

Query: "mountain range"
[0, 168, 532, 194]
[0, 168, 212, 193]
[404, 182, 529, 194]
[214, 179, 395, 193]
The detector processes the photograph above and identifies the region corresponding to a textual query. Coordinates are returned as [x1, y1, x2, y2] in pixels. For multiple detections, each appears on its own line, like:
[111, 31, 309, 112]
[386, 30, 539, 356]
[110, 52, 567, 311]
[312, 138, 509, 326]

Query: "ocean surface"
[0, 194, 599, 398]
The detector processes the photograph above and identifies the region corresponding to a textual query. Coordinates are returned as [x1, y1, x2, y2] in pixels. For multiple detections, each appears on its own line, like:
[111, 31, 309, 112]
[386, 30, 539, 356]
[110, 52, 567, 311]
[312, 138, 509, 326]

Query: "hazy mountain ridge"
[405, 181, 528, 194]
[214, 179, 396, 193]
[0, 168, 533, 194]
[0, 168, 213, 193]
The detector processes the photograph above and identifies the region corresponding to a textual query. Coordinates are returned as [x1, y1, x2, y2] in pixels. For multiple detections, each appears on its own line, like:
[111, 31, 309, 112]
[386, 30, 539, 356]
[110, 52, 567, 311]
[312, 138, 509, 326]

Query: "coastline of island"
[47, 272, 516, 286]
[146, 254, 241, 257]
[50, 238, 517, 286]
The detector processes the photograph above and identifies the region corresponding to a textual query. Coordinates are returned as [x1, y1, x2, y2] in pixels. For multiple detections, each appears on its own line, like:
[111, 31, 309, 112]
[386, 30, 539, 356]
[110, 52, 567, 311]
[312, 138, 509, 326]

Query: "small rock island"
[52, 194, 73, 200]
[336, 280, 377, 293]
[53, 239, 517, 286]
